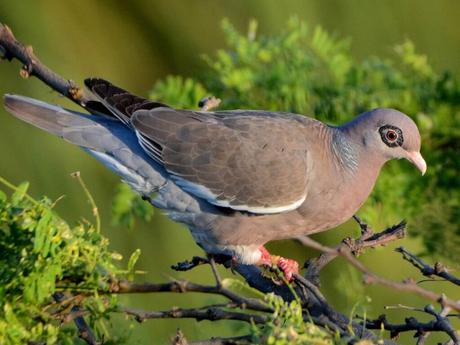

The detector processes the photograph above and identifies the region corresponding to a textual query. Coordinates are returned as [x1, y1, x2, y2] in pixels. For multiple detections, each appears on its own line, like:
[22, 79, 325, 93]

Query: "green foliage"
[150, 18, 460, 262]
[250, 294, 345, 345]
[150, 76, 208, 109]
[0, 177, 134, 345]
[111, 183, 153, 229]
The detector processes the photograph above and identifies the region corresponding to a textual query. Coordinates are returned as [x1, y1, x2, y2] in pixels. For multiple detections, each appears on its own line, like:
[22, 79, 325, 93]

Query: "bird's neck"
[329, 127, 360, 175]
[329, 125, 387, 178]
[292, 124, 388, 236]
[327, 125, 388, 212]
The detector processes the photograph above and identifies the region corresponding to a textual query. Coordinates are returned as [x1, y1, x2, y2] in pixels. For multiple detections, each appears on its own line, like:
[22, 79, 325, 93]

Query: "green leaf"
[111, 183, 153, 229]
[221, 278, 266, 300]
[127, 249, 141, 281]
[11, 181, 29, 205]
[0, 190, 7, 203]
[33, 210, 52, 254]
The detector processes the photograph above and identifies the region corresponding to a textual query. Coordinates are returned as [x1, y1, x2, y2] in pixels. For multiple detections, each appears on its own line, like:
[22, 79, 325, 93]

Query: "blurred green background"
[0, 1, 459, 344]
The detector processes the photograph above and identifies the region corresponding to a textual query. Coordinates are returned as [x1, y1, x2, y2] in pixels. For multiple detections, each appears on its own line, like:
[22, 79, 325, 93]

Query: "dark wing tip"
[84, 78, 130, 103]
[84, 77, 107, 90]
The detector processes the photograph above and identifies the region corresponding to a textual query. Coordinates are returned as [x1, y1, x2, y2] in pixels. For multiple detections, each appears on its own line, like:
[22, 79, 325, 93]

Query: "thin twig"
[119, 306, 267, 324]
[171, 256, 210, 271]
[0, 23, 89, 105]
[107, 279, 272, 313]
[298, 236, 460, 313]
[208, 256, 223, 287]
[53, 293, 99, 345]
[0, 175, 40, 206]
[384, 304, 426, 313]
[189, 335, 252, 345]
[363, 304, 459, 344]
[71, 171, 101, 233]
[396, 247, 460, 286]
[301, 220, 406, 285]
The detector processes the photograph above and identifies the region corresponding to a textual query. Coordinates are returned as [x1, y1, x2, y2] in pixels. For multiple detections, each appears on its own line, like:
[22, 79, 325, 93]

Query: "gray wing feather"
[131, 108, 310, 213]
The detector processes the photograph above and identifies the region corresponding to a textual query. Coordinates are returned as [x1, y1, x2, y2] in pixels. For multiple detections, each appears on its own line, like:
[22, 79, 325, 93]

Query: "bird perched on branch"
[3, 79, 426, 280]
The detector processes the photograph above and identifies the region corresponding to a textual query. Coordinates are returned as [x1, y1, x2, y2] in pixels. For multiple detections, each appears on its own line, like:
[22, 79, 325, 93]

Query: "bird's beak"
[406, 151, 427, 175]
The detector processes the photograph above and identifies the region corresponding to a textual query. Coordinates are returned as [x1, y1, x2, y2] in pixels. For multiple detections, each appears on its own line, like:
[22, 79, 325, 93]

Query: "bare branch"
[119, 305, 267, 324]
[298, 236, 460, 313]
[396, 247, 460, 286]
[107, 279, 272, 313]
[0, 23, 89, 105]
[158, 328, 253, 345]
[188, 335, 252, 345]
[363, 304, 459, 344]
[171, 256, 210, 271]
[53, 293, 99, 345]
[208, 256, 223, 287]
[302, 220, 406, 285]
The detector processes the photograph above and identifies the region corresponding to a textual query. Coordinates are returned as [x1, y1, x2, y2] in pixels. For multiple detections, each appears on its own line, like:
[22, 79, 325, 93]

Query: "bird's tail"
[4, 94, 88, 138]
[3, 94, 168, 193]
[2, 94, 208, 217]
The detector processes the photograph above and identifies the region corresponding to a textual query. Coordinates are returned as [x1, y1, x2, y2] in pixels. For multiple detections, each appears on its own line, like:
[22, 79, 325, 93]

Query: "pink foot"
[257, 246, 299, 282]
[277, 257, 299, 282]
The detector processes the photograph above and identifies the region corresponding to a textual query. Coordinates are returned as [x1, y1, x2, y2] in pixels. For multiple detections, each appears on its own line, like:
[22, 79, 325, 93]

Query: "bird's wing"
[84, 78, 169, 124]
[131, 108, 310, 214]
[83, 78, 311, 214]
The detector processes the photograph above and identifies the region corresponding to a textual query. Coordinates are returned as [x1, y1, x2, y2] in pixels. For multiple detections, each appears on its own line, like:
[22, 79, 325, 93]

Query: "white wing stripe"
[171, 174, 305, 214]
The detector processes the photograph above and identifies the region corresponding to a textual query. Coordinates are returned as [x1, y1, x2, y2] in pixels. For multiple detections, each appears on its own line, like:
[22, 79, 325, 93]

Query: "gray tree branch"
[396, 246, 460, 286]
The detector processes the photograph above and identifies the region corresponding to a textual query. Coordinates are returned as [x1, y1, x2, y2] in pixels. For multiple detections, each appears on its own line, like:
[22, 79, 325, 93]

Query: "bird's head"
[343, 108, 426, 175]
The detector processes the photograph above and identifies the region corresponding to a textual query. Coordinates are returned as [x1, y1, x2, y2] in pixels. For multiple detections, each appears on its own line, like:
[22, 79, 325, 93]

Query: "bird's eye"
[385, 130, 398, 142]
[379, 125, 403, 148]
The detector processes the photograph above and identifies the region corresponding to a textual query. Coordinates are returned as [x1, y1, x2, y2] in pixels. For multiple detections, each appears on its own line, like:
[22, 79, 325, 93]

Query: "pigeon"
[3, 78, 426, 281]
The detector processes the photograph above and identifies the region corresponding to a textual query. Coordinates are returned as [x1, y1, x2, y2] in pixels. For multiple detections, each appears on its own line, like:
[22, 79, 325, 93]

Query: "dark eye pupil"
[386, 131, 397, 141]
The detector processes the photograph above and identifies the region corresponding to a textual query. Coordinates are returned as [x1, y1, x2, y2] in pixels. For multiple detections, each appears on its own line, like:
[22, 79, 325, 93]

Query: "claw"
[257, 246, 299, 282]
[277, 257, 299, 282]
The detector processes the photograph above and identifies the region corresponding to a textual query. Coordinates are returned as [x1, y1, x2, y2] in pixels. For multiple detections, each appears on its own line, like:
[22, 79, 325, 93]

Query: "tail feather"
[4, 94, 121, 151]
[4, 94, 78, 137]
[3, 94, 211, 215]
[3, 94, 168, 194]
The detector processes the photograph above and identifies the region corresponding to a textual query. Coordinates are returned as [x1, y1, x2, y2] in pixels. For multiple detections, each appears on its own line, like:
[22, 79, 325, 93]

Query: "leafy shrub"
[0, 177, 131, 344]
[250, 294, 343, 345]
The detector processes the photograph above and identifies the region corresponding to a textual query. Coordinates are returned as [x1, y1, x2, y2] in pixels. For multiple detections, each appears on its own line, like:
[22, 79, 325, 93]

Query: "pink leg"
[257, 246, 299, 282]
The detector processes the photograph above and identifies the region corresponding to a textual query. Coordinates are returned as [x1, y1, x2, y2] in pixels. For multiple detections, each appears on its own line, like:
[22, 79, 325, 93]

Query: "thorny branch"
[1, 22, 459, 345]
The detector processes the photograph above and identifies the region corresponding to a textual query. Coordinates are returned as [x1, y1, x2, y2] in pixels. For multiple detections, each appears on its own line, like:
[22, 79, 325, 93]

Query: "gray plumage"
[3, 78, 426, 265]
